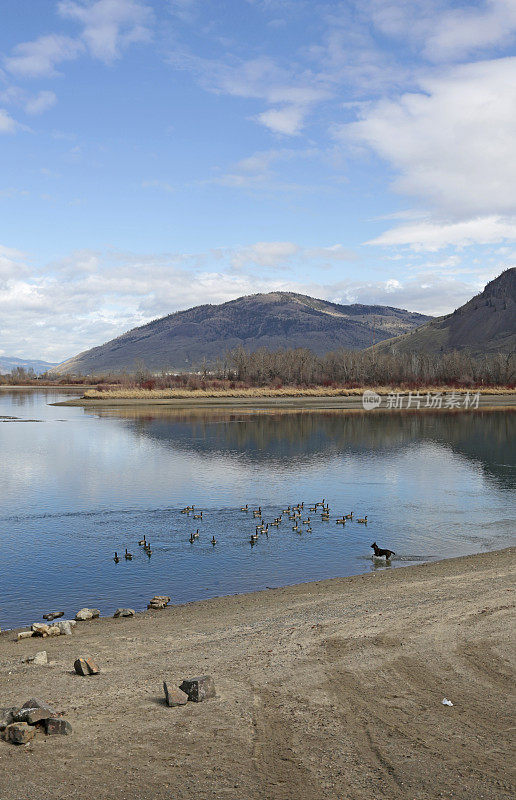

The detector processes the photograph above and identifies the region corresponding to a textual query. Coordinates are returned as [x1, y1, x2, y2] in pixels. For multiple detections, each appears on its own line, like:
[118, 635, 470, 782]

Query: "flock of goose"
[113, 498, 380, 562]
[113, 535, 152, 563]
[240, 500, 368, 545]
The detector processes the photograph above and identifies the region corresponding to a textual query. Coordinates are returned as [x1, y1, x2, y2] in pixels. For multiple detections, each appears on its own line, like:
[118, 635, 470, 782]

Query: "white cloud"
[172, 53, 331, 136]
[4, 34, 84, 78]
[1, 241, 500, 361]
[346, 58, 516, 218]
[327, 272, 491, 316]
[0, 108, 19, 133]
[304, 244, 356, 261]
[255, 105, 307, 135]
[425, 0, 516, 61]
[211, 146, 323, 190]
[229, 241, 300, 269]
[0, 85, 57, 119]
[0, 245, 27, 280]
[367, 0, 516, 63]
[24, 90, 58, 115]
[4, 1, 153, 81]
[58, 0, 154, 63]
[368, 215, 516, 251]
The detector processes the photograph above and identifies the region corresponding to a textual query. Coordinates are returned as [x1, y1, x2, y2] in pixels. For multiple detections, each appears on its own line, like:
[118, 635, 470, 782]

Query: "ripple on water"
[0, 389, 514, 629]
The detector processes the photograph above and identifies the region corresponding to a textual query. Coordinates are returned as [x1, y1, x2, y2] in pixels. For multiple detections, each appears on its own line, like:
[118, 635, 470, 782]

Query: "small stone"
[74, 657, 100, 676]
[42, 611, 64, 621]
[0, 708, 16, 732]
[179, 675, 216, 703]
[45, 718, 72, 736]
[21, 698, 57, 715]
[75, 608, 93, 621]
[148, 596, 170, 610]
[31, 622, 50, 637]
[113, 608, 135, 618]
[33, 650, 48, 665]
[5, 722, 36, 745]
[53, 620, 74, 635]
[13, 707, 53, 725]
[163, 682, 188, 707]
[24, 651, 48, 665]
[17, 631, 33, 640]
[47, 626, 61, 636]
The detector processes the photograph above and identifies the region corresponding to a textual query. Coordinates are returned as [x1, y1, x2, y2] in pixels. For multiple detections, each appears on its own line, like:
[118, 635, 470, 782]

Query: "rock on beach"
[113, 608, 135, 617]
[31, 623, 51, 637]
[74, 657, 100, 676]
[44, 718, 72, 735]
[179, 675, 216, 703]
[4, 722, 36, 745]
[53, 619, 75, 635]
[0, 708, 16, 731]
[148, 596, 170, 610]
[24, 651, 48, 665]
[75, 608, 100, 621]
[163, 682, 188, 707]
[21, 698, 57, 714]
[13, 707, 53, 725]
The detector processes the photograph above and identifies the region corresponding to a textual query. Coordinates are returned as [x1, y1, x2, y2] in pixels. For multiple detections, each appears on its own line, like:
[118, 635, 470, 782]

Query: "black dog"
[371, 542, 395, 560]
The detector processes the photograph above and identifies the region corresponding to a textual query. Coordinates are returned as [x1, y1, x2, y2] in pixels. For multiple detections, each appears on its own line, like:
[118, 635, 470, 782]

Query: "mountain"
[373, 269, 516, 356]
[53, 292, 431, 375]
[0, 356, 58, 375]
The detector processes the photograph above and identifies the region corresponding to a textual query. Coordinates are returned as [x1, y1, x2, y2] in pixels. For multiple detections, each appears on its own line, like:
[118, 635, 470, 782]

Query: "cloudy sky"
[1, 0, 515, 362]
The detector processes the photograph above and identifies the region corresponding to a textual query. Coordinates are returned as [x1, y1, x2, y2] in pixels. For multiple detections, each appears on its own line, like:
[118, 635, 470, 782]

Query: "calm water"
[1, 389, 514, 629]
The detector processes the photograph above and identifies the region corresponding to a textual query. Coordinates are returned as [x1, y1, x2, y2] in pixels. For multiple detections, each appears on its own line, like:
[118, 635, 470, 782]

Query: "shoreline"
[55, 391, 516, 410]
[0, 385, 96, 390]
[1, 547, 512, 635]
[1, 547, 514, 799]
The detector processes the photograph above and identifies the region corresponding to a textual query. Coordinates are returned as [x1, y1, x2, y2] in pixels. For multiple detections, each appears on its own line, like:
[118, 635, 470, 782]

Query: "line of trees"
[0, 366, 90, 386]
[1, 347, 514, 388]
[214, 346, 515, 388]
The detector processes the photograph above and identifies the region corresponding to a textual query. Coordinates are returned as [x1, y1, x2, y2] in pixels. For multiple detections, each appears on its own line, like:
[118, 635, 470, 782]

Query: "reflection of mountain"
[93, 408, 515, 488]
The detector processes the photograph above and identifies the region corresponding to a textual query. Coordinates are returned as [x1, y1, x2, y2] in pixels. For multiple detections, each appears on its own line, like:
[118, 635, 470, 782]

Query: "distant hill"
[53, 292, 431, 375]
[0, 356, 57, 375]
[374, 269, 516, 356]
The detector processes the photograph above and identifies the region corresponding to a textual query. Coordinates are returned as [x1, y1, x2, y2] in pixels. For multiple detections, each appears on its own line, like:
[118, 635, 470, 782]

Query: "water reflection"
[0, 391, 514, 630]
[93, 406, 515, 489]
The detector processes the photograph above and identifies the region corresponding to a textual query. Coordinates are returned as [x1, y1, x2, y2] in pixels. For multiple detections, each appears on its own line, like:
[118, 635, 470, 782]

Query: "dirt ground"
[1, 548, 514, 800]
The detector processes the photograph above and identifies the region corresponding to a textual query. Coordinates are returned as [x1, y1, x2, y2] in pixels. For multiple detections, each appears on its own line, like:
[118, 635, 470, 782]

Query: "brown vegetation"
[3, 347, 514, 393]
[82, 385, 514, 400]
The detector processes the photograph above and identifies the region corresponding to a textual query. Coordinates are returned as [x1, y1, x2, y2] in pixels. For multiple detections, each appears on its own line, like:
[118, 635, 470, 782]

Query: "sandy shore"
[56, 392, 516, 410]
[1, 549, 514, 800]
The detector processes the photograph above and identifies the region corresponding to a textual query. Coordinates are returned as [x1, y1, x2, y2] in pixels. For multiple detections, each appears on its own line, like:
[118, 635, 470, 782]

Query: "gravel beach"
[1, 548, 514, 800]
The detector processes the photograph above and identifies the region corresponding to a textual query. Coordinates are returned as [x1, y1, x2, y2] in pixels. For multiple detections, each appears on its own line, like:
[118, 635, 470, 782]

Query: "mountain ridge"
[0, 356, 58, 375]
[53, 291, 431, 375]
[373, 269, 516, 356]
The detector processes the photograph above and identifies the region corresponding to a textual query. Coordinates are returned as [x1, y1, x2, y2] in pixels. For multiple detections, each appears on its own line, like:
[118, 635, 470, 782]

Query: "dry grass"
[83, 385, 514, 400]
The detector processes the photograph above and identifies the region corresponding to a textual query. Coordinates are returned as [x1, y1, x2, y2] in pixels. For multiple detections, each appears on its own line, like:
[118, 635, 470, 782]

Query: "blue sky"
[1, 0, 515, 361]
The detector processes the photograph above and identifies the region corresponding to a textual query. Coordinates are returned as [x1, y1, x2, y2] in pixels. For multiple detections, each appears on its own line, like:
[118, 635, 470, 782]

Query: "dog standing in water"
[371, 542, 395, 560]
